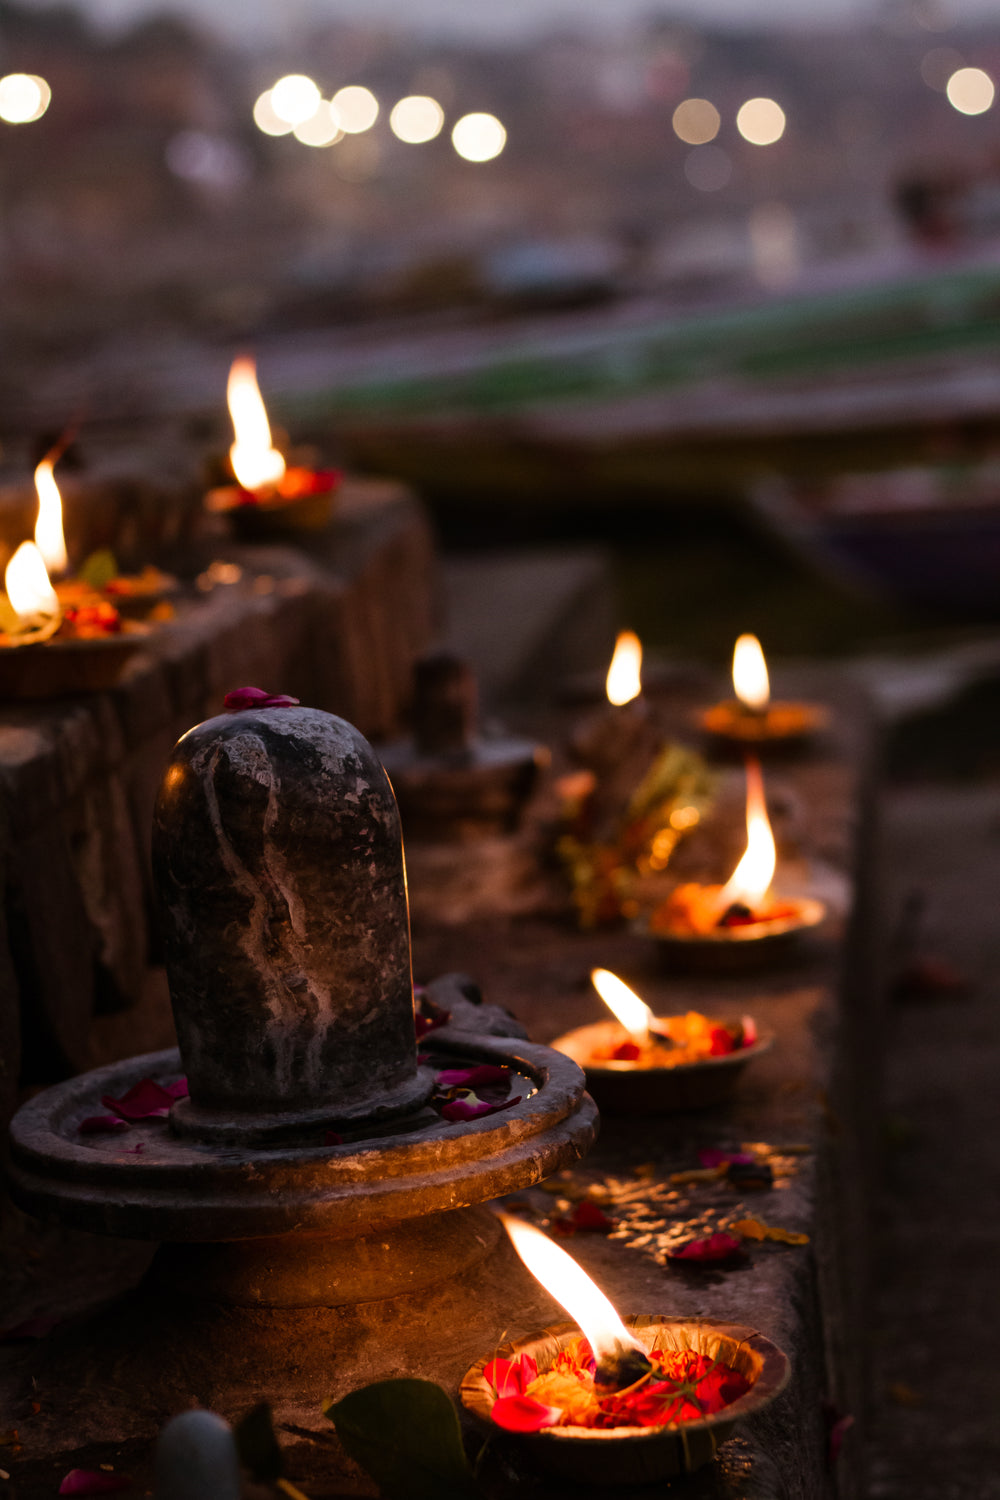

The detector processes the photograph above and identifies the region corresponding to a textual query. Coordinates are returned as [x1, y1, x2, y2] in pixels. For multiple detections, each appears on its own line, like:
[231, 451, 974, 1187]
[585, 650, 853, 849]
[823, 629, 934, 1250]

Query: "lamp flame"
[591, 968, 654, 1045]
[226, 356, 286, 492]
[605, 630, 642, 707]
[6, 541, 59, 623]
[717, 756, 775, 911]
[499, 1212, 644, 1368]
[732, 633, 769, 712]
[33, 458, 68, 576]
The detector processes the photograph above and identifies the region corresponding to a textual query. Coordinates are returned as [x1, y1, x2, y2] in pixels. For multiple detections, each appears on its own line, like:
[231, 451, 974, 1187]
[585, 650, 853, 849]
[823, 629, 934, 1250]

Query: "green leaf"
[234, 1401, 285, 1483]
[323, 1378, 479, 1500]
[78, 548, 118, 590]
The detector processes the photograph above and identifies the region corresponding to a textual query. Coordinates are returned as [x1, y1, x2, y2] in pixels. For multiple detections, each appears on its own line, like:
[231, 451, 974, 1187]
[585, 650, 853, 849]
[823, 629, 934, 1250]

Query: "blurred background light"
[672, 97, 720, 145]
[294, 101, 343, 147]
[945, 66, 994, 114]
[736, 96, 786, 145]
[0, 72, 51, 124]
[920, 47, 964, 90]
[253, 88, 293, 136]
[331, 85, 379, 134]
[684, 144, 732, 191]
[165, 130, 251, 189]
[451, 112, 506, 162]
[389, 94, 445, 144]
[270, 74, 321, 127]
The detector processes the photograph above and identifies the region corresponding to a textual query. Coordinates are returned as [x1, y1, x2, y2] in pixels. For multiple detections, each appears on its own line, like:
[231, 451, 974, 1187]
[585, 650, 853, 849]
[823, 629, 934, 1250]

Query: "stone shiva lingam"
[379, 648, 547, 842]
[7, 694, 596, 1447]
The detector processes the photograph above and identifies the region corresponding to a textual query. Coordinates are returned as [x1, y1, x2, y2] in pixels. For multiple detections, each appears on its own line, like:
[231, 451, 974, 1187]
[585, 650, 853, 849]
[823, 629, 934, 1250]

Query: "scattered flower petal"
[434, 1064, 510, 1092]
[0, 1315, 63, 1341]
[490, 1395, 562, 1432]
[709, 1026, 735, 1056]
[324, 1131, 343, 1146]
[731, 1217, 809, 1245]
[823, 1405, 855, 1466]
[698, 1148, 755, 1169]
[669, 1231, 745, 1264]
[610, 1040, 641, 1061]
[58, 1471, 133, 1495]
[741, 1014, 758, 1046]
[553, 1200, 615, 1236]
[439, 1093, 521, 1123]
[223, 687, 300, 710]
[484, 1353, 537, 1398]
[78, 1115, 130, 1135]
[100, 1079, 178, 1121]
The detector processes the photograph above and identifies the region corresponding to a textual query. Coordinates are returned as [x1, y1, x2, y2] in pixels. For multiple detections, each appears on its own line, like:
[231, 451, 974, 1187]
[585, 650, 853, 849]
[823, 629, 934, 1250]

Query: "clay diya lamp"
[461, 1212, 790, 1485]
[551, 968, 770, 1112]
[204, 355, 340, 538]
[644, 757, 824, 970]
[700, 633, 829, 745]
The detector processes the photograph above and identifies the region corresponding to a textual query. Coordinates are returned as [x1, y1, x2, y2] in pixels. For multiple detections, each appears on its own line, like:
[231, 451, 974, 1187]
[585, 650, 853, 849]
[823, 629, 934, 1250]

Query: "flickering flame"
[33, 458, 68, 576]
[591, 968, 654, 1045]
[226, 356, 286, 492]
[6, 541, 59, 623]
[717, 756, 776, 911]
[605, 630, 642, 706]
[732, 633, 769, 712]
[499, 1212, 644, 1366]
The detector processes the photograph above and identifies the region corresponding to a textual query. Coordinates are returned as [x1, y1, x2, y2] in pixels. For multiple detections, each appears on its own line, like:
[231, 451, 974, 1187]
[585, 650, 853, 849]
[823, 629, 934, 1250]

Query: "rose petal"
[490, 1395, 562, 1432]
[223, 687, 300, 711]
[669, 1231, 745, 1263]
[78, 1115, 130, 1135]
[610, 1040, 641, 1061]
[709, 1026, 735, 1056]
[100, 1079, 176, 1121]
[164, 1078, 189, 1099]
[434, 1064, 511, 1091]
[324, 1131, 343, 1146]
[439, 1093, 521, 1122]
[697, 1148, 755, 1169]
[58, 1471, 133, 1495]
[740, 1014, 758, 1047]
[554, 1200, 615, 1235]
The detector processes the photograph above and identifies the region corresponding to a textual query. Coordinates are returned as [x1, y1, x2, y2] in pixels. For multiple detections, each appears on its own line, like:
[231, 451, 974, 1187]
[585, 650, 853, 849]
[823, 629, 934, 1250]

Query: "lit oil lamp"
[0, 462, 149, 694]
[605, 629, 642, 708]
[646, 756, 825, 966]
[700, 633, 829, 744]
[460, 1211, 790, 1483]
[550, 968, 769, 1111]
[205, 355, 341, 534]
[568, 630, 661, 819]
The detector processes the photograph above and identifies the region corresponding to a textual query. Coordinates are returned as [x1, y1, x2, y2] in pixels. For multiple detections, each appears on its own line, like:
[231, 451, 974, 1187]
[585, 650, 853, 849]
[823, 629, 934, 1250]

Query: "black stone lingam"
[154, 705, 430, 1142]
[379, 649, 547, 841]
[7, 697, 596, 1450]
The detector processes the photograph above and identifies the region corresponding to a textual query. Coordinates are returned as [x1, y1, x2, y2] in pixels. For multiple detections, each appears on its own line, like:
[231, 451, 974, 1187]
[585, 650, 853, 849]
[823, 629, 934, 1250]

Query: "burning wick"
[33, 457, 68, 577]
[605, 630, 642, 707]
[732, 633, 769, 716]
[227, 355, 286, 493]
[714, 755, 775, 921]
[498, 1211, 653, 1392]
[590, 968, 654, 1049]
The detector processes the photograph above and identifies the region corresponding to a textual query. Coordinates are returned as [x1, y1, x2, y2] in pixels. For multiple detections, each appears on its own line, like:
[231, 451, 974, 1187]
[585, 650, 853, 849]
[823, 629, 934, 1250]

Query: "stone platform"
[0, 665, 883, 1499]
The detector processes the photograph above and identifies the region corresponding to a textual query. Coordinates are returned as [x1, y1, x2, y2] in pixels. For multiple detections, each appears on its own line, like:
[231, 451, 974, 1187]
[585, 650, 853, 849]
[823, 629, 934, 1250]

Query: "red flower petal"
[669, 1231, 745, 1263]
[222, 687, 300, 711]
[58, 1471, 133, 1495]
[554, 1200, 615, 1236]
[698, 1148, 755, 1169]
[0, 1314, 63, 1340]
[610, 1040, 641, 1061]
[78, 1115, 130, 1135]
[439, 1093, 521, 1122]
[490, 1396, 562, 1432]
[100, 1079, 177, 1121]
[709, 1027, 735, 1056]
[434, 1064, 511, 1091]
[324, 1131, 343, 1146]
[164, 1078, 189, 1099]
[740, 1014, 758, 1047]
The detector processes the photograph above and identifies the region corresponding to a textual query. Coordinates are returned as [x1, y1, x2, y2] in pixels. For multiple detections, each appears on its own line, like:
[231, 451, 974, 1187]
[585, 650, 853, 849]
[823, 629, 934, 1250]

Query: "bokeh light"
[672, 98, 720, 145]
[332, 85, 379, 134]
[389, 95, 445, 144]
[451, 112, 506, 162]
[270, 74, 321, 127]
[945, 66, 994, 115]
[736, 97, 786, 146]
[294, 102, 342, 147]
[684, 144, 732, 192]
[253, 89, 293, 136]
[0, 73, 51, 124]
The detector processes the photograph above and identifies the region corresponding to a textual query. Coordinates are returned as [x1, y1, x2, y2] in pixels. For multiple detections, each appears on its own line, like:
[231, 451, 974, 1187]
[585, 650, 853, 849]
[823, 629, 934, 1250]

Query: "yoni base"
[145, 1204, 501, 1307]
